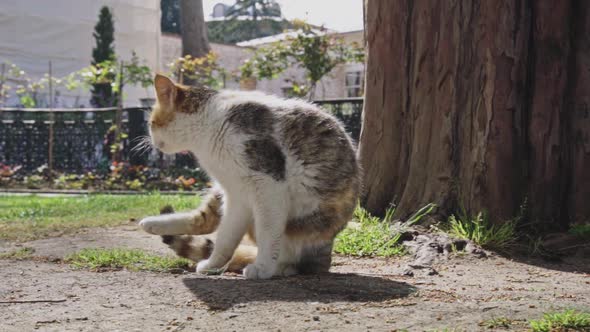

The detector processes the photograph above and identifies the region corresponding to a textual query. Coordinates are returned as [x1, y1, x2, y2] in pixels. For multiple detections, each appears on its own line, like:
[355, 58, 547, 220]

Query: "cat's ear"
[154, 74, 176, 105]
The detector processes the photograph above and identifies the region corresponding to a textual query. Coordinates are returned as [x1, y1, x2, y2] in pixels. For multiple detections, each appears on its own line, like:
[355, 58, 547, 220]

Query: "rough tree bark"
[359, 0, 590, 227]
[180, 0, 210, 85]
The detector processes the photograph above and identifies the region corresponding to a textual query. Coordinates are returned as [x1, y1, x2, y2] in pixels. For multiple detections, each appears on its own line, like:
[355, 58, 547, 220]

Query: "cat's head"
[149, 74, 214, 154]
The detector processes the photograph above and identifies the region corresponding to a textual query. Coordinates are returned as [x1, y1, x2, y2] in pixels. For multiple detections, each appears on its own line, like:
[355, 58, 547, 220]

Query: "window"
[345, 71, 363, 97]
[212, 3, 227, 18]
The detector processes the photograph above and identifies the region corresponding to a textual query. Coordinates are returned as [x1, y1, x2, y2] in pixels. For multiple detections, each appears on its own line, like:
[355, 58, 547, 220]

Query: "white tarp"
[0, 0, 161, 107]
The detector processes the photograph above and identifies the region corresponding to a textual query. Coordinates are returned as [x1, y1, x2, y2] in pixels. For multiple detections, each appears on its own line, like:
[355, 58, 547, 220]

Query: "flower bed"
[0, 162, 208, 192]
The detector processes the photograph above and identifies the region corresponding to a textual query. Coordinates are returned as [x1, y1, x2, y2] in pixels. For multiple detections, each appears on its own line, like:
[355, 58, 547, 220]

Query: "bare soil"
[1, 225, 589, 331]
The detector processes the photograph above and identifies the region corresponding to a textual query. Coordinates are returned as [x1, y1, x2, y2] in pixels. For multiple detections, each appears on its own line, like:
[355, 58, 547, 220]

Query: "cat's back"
[211, 90, 359, 190]
[278, 104, 358, 182]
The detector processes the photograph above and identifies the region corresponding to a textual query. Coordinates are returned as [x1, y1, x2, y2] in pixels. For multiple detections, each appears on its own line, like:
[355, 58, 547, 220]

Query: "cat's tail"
[158, 205, 257, 273]
[161, 235, 257, 273]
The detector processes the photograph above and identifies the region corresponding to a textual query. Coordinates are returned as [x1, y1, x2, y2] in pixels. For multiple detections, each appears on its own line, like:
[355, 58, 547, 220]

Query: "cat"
[139, 74, 360, 279]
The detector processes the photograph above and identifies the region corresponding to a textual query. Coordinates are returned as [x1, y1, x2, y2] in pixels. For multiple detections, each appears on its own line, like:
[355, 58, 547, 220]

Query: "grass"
[526, 235, 549, 256]
[481, 317, 513, 329]
[0, 247, 35, 260]
[0, 193, 200, 241]
[448, 211, 516, 250]
[406, 203, 437, 226]
[334, 203, 436, 257]
[529, 310, 590, 332]
[335, 205, 405, 257]
[569, 224, 590, 239]
[65, 248, 193, 272]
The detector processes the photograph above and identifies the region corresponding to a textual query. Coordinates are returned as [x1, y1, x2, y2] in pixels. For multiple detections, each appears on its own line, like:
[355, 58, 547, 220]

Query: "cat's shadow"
[182, 272, 416, 311]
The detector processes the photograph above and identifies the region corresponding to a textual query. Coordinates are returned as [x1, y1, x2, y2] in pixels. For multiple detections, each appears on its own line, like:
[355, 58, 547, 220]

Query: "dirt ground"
[1, 225, 589, 331]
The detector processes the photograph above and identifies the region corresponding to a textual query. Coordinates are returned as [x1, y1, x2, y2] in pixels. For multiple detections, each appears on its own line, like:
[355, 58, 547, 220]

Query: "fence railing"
[0, 107, 150, 173]
[0, 98, 363, 173]
[314, 98, 363, 140]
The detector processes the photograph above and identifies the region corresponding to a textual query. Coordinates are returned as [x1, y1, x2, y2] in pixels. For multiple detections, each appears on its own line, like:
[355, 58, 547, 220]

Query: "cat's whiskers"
[130, 135, 153, 156]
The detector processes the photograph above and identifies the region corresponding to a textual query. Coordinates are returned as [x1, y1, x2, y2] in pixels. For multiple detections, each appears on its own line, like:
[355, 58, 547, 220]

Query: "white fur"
[140, 90, 326, 279]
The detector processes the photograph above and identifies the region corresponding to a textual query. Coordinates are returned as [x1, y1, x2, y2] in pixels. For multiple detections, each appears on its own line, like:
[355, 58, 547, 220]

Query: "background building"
[0, 0, 363, 107]
[236, 29, 364, 99]
[0, 0, 161, 107]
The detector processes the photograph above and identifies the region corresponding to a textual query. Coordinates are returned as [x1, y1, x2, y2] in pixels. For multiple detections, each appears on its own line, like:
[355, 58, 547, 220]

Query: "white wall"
[162, 32, 364, 100]
[0, 0, 161, 107]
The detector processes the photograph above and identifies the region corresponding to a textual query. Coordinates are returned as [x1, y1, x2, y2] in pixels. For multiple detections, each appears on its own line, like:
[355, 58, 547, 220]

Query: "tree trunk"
[180, 0, 210, 85]
[359, 0, 590, 227]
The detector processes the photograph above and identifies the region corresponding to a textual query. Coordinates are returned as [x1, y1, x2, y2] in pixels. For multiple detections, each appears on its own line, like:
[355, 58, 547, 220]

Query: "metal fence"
[0, 98, 363, 173]
[314, 98, 363, 141]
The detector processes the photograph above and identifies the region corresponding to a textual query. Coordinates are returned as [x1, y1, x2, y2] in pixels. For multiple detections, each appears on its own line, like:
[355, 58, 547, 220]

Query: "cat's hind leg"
[296, 241, 334, 274]
[272, 240, 333, 277]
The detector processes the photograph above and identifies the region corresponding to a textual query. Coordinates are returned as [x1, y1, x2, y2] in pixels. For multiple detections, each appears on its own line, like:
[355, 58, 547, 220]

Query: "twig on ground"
[0, 298, 67, 304]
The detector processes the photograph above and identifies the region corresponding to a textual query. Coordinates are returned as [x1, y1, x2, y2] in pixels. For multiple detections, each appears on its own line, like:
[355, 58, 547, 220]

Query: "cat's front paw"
[196, 259, 226, 275]
[243, 263, 276, 280]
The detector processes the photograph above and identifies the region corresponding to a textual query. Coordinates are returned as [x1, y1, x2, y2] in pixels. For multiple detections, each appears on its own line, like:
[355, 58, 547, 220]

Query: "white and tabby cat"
[139, 74, 360, 279]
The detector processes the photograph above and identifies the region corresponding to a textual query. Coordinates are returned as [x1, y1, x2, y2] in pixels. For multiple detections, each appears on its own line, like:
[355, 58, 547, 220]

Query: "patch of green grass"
[65, 248, 192, 272]
[481, 317, 513, 329]
[526, 235, 549, 256]
[0, 193, 200, 241]
[530, 310, 590, 332]
[0, 247, 35, 260]
[335, 206, 405, 257]
[334, 203, 435, 257]
[448, 212, 516, 250]
[406, 203, 437, 226]
[449, 242, 467, 256]
[569, 224, 590, 239]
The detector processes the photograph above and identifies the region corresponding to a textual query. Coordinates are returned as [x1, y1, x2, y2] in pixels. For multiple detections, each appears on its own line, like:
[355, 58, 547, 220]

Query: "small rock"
[402, 268, 414, 277]
[168, 268, 187, 275]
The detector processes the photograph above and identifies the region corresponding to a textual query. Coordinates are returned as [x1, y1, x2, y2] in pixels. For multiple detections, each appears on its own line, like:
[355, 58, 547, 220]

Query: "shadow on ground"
[501, 253, 590, 274]
[494, 232, 590, 274]
[183, 273, 416, 310]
